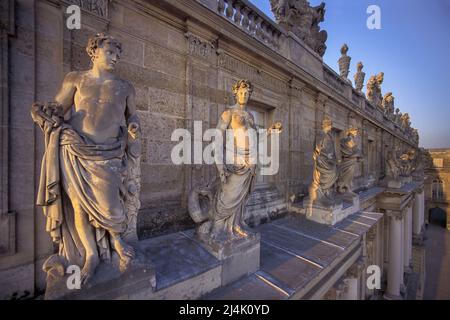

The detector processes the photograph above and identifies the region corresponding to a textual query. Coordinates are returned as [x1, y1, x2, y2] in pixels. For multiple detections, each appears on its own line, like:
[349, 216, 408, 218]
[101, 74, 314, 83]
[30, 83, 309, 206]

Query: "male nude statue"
[31, 34, 140, 284]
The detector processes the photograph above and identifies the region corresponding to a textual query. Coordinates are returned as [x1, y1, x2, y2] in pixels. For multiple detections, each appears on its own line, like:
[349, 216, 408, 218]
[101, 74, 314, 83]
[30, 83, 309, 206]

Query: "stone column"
[412, 192, 421, 235]
[384, 210, 404, 300]
[404, 204, 412, 271]
[419, 190, 425, 230]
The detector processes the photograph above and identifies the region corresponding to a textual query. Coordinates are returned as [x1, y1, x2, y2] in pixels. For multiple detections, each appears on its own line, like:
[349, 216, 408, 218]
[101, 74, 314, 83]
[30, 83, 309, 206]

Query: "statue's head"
[321, 117, 332, 133]
[357, 62, 363, 71]
[341, 44, 349, 55]
[376, 72, 384, 84]
[86, 33, 122, 72]
[395, 108, 400, 114]
[232, 80, 253, 106]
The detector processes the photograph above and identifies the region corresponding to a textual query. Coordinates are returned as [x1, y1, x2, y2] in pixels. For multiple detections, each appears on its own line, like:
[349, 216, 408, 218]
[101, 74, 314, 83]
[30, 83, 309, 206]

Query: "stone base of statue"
[385, 176, 412, 189]
[400, 175, 412, 184]
[387, 179, 403, 189]
[303, 194, 360, 226]
[44, 247, 156, 300]
[185, 229, 260, 286]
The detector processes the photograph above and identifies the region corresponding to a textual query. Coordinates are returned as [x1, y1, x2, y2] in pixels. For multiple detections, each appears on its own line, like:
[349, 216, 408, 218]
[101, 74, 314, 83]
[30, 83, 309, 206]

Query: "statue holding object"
[31, 34, 142, 287]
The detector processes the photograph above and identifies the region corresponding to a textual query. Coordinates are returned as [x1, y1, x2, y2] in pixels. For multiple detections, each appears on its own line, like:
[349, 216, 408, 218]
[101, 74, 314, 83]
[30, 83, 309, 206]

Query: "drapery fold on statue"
[212, 146, 256, 226]
[337, 138, 360, 191]
[36, 124, 128, 265]
[313, 133, 338, 191]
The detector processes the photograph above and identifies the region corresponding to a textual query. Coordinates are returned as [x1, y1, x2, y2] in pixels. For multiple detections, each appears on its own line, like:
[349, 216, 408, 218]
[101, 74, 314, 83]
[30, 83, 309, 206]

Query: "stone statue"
[399, 149, 416, 176]
[270, 0, 328, 57]
[354, 62, 365, 93]
[366, 72, 384, 109]
[385, 148, 400, 180]
[31, 34, 141, 285]
[338, 44, 351, 79]
[337, 127, 363, 196]
[308, 117, 338, 212]
[188, 80, 282, 242]
[382, 92, 395, 119]
[400, 113, 410, 130]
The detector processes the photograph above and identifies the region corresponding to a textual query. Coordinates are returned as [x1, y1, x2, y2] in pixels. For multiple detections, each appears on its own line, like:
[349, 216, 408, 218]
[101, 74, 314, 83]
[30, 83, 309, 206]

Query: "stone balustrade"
[216, 0, 284, 50]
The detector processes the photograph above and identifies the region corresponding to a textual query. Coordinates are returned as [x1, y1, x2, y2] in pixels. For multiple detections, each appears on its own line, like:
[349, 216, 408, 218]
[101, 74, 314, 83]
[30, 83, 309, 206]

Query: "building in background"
[425, 149, 450, 230]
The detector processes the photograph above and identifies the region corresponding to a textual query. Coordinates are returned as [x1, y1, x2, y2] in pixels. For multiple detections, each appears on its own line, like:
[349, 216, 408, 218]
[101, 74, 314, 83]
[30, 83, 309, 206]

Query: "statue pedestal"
[305, 195, 360, 226]
[192, 230, 261, 286]
[387, 179, 403, 189]
[44, 250, 156, 300]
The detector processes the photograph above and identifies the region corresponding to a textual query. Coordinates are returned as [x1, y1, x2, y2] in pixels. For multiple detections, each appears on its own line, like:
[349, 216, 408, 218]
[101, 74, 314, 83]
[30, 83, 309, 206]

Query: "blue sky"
[251, 0, 450, 148]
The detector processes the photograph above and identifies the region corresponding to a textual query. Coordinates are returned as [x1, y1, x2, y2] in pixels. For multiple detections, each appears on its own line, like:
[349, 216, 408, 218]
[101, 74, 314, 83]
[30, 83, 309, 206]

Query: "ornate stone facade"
[0, 0, 426, 301]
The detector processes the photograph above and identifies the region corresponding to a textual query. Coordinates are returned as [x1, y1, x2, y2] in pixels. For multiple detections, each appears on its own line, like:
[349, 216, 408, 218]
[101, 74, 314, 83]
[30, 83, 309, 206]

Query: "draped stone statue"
[338, 44, 351, 79]
[366, 72, 384, 109]
[188, 80, 282, 243]
[31, 34, 142, 286]
[270, 0, 328, 57]
[400, 113, 411, 130]
[382, 92, 395, 119]
[385, 148, 400, 181]
[337, 127, 362, 196]
[354, 62, 365, 93]
[399, 149, 416, 176]
[308, 117, 338, 212]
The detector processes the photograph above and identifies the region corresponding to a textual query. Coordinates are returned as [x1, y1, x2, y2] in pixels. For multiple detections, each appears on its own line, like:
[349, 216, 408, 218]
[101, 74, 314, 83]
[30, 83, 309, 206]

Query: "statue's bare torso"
[58, 70, 134, 145]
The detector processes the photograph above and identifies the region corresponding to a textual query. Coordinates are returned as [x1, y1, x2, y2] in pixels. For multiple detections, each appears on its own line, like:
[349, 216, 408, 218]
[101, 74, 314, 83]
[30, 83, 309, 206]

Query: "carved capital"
[386, 209, 404, 221]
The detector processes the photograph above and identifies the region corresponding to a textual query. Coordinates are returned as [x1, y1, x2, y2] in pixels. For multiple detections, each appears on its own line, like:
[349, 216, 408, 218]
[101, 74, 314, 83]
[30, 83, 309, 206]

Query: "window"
[433, 158, 444, 168]
[432, 179, 444, 200]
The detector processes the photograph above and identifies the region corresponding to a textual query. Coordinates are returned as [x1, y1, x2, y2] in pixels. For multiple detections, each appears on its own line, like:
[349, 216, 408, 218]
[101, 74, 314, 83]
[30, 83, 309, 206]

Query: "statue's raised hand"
[268, 122, 283, 135]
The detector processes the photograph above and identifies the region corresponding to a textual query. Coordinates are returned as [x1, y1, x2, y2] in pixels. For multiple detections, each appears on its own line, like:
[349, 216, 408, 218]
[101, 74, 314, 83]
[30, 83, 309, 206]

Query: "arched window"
[432, 179, 444, 200]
